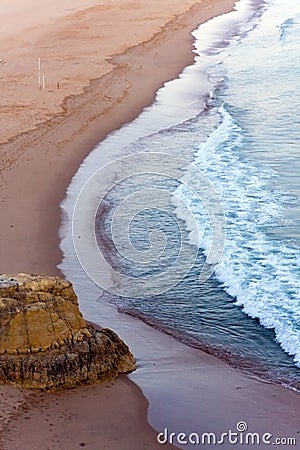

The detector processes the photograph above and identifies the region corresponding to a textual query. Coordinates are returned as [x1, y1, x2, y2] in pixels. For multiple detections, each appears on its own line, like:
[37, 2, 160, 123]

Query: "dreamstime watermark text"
[157, 421, 297, 446]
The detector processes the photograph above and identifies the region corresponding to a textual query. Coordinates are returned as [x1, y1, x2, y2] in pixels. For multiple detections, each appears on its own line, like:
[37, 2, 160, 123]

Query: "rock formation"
[0, 274, 135, 389]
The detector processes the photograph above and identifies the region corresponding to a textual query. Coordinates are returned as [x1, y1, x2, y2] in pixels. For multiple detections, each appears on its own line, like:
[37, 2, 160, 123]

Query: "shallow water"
[60, 0, 300, 390]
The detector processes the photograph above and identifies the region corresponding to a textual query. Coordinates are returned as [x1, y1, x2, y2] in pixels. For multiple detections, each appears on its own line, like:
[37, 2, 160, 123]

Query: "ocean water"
[61, 0, 300, 389]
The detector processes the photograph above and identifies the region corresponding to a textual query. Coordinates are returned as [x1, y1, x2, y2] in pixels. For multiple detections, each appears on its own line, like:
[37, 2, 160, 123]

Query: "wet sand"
[0, 1, 241, 449]
[0, 377, 176, 450]
[0, 0, 236, 276]
[1, 0, 299, 449]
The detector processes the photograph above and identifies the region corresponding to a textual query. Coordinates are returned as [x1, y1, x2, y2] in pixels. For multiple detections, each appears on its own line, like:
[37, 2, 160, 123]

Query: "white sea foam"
[172, 0, 300, 367]
[60, 0, 300, 376]
[192, 0, 261, 57]
[176, 103, 300, 365]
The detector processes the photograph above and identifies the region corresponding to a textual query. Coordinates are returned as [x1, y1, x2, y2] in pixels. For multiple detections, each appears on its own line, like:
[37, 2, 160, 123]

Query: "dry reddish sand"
[2, 1, 299, 450]
[0, 1, 239, 449]
[0, 377, 176, 450]
[0, 0, 236, 276]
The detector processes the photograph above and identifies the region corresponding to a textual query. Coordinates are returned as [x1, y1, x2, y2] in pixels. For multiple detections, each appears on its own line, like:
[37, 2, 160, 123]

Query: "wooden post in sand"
[38, 57, 41, 90]
[42, 74, 45, 90]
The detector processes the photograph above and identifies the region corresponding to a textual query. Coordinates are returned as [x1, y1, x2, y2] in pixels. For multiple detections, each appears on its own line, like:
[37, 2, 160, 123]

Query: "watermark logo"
[157, 421, 297, 446]
[72, 152, 225, 298]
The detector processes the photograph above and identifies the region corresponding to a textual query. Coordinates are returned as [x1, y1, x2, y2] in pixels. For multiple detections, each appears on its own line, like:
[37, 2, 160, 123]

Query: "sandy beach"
[1, 0, 300, 449]
[0, 0, 235, 276]
[0, 377, 177, 450]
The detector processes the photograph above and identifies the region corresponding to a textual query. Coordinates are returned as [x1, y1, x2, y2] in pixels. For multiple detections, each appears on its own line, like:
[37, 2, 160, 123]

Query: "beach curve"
[1, 2, 296, 449]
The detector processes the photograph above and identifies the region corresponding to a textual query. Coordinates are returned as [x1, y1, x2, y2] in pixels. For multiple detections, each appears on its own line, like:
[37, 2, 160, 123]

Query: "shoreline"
[119, 306, 300, 391]
[0, 0, 239, 448]
[1, 0, 299, 449]
[0, 376, 177, 450]
[0, 0, 236, 276]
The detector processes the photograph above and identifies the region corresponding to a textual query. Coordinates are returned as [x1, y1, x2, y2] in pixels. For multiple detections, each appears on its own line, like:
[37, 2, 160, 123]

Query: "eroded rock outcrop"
[0, 274, 135, 389]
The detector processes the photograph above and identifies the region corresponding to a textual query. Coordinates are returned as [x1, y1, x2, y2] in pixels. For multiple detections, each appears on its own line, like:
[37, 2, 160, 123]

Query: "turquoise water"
[189, 0, 300, 364]
[61, 0, 300, 389]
